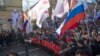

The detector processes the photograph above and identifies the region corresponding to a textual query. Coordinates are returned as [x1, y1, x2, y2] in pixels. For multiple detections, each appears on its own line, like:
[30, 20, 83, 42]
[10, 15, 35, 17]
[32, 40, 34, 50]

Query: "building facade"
[0, 0, 22, 20]
[0, 0, 22, 31]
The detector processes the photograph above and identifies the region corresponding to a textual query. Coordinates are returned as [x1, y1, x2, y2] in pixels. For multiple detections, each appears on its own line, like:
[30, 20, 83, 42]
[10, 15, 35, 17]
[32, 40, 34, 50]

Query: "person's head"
[83, 38, 89, 44]
[70, 34, 75, 39]
[97, 33, 100, 37]
[97, 34, 100, 42]
[75, 49, 84, 56]
[0, 32, 1, 35]
[7, 52, 18, 56]
[13, 9, 17, 13]
[83, 34, 89, 39]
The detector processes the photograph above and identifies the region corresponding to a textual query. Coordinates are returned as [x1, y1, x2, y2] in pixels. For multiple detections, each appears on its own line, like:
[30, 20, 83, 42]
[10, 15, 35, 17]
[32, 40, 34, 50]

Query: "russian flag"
[22, 20, 28, 32]
[22, 12, 28, 32]
[56, 1, 86, 35]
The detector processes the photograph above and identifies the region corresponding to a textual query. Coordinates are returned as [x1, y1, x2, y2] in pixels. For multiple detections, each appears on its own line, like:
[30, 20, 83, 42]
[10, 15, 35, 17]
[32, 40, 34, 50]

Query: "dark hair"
[7, 51, 18, 56]
[77, 39, 84, 46]
[75, 49, 84, 55]
[83, 38, 89, 44]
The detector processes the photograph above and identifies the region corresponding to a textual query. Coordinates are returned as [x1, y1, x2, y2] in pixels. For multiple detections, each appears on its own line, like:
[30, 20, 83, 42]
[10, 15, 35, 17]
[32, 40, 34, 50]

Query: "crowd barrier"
[31, 37, 61, 56]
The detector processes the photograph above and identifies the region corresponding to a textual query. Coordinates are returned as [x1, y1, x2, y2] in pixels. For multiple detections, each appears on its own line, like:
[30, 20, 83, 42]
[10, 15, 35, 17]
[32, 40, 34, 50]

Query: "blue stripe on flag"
[65, 4, 84, 23]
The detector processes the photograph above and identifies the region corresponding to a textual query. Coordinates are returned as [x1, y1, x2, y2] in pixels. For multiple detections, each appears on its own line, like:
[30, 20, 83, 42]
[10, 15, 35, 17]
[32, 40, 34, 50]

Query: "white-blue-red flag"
[22, 12, 28, 32]
[56, 0, 86, 35]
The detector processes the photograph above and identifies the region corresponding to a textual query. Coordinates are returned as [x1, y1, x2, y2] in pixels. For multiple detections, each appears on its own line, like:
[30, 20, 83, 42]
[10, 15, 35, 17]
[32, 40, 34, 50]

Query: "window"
[96, 0, 100, 4]
[0, 0, 6, 10]
[0, 0, 5, 6]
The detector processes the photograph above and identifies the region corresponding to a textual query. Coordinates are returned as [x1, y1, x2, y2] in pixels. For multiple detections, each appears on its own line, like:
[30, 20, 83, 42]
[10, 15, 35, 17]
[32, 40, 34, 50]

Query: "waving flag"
[35, 0, 50, 16]
[56, 0, 86, 35]
[56, 20, 65, 35]
[22, 12, 28, 32]
[63, 0, 69, 12]
[22, 12, 33, 33]
[56, 0, 77, 35]
[52, 0, 64, 19]
[70, 0, 77, 10]
[22, 20, 28, 32]
[22, 0, 40, 32]
[28, 7, 37, 20]
[52, 0, 69, 19]
[22, 0, 40, 11]
[36, 10, 49, 28]
[33, 0, 50, 28]
[82, 0, 88, 10]
[28, 0, 50, 28]
[69, 0, 79, 30]
[70, 0, 88, 10]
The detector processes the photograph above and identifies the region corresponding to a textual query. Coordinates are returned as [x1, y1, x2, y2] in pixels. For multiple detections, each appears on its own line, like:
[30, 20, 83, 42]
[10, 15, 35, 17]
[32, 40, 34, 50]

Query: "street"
[0, 42, 53, 56]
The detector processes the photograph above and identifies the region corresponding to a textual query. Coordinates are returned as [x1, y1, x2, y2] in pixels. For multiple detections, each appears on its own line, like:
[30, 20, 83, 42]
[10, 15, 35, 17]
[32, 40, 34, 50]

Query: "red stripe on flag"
[69, 23, 78, 29]
[61, 12, 86, 34]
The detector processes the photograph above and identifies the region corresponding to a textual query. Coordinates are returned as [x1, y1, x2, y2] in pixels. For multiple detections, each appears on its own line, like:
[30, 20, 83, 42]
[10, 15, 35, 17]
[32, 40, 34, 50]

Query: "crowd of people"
[0, 30, 13, 48]
[7, 51, 18, 56]
[0, 18, 100, 56]
[28, 19, 100, 56]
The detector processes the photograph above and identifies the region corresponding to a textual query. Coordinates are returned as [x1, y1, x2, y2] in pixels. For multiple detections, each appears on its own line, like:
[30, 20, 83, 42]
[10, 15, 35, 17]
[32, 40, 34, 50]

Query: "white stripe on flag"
[56, 20, 65, 35]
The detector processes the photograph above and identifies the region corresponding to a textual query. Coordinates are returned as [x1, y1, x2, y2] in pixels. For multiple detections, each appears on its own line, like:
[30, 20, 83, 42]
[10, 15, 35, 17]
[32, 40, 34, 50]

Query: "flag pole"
[83, 0, 93, 37]
[24, 0, 30, 56]
[84, 0, 98, 38]
[27, 0, 31, 34]
[85, 0, 93, 16]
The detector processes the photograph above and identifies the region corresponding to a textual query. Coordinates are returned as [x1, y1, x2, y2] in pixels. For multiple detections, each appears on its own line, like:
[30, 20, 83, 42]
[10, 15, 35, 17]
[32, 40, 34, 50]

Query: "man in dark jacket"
[77, 39, 92, 56]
